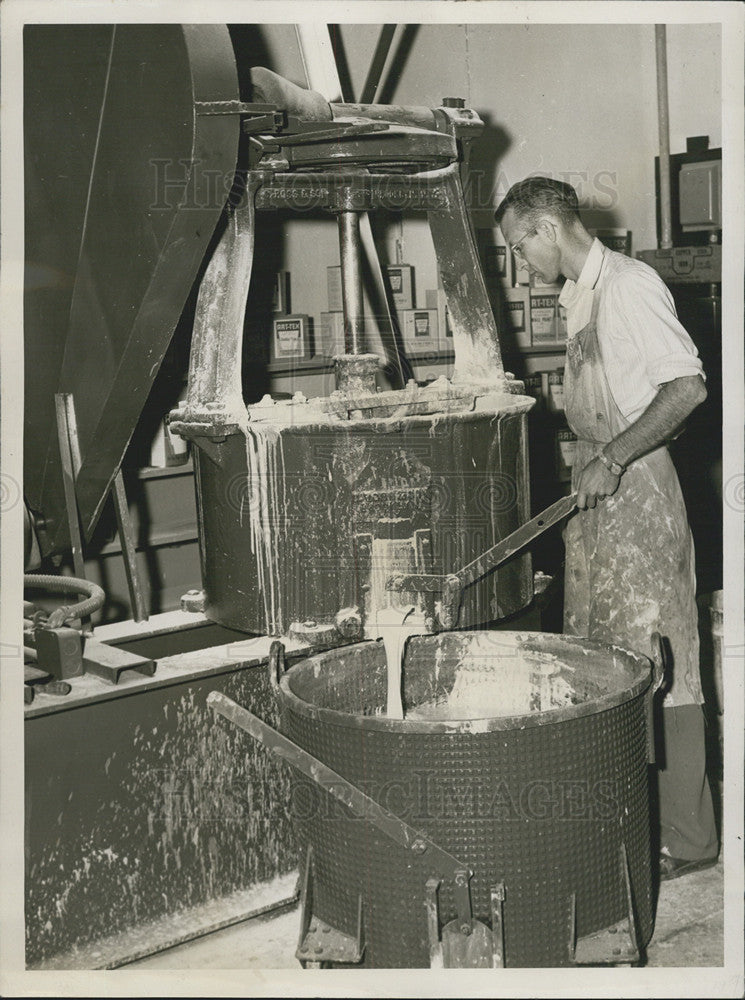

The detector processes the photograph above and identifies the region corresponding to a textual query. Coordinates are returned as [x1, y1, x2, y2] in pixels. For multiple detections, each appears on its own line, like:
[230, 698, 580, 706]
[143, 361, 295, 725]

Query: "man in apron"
[496, 176, 718, 881]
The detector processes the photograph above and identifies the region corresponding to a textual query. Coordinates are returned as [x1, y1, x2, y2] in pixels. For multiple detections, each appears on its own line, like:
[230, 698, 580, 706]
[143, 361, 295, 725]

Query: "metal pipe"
[338, 211, 365, 354]
[359, 24, 398, 104]
[655, 25, 673, 249]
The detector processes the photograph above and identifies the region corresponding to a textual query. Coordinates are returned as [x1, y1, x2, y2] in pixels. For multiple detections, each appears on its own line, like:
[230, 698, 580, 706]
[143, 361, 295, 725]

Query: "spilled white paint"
[241, 423, 286, 634]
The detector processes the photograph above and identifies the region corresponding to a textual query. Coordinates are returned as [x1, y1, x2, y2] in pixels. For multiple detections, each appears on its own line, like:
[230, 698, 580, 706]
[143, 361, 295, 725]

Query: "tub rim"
[277, 629, 654, 734]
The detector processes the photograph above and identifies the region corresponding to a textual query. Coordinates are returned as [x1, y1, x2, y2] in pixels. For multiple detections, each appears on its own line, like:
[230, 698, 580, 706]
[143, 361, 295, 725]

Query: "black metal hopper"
[23, 24, 242, 556]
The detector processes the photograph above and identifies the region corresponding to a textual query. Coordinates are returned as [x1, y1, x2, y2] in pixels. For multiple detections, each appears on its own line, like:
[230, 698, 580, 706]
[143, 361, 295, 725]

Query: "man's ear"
[539, 218, 559, 244]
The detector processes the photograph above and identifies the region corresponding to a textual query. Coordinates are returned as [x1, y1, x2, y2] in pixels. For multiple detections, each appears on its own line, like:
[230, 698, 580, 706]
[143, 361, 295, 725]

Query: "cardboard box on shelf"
[591, 228, 632, 256]
[504, 286, 531, 349]
[522, 373, 543, 405]
[556, 427, 577, 481]
[271, 314, 312, 361]
[530, 290, 560, 345]
[400, 308, 439, 352]
[319, 311, 345, 356]
[476, 228, 513, 292]
[547, 370, 565, 413]
[426, 287, 451, 348]
[386, 265, 415, 310]
[557, 303, 568, 343]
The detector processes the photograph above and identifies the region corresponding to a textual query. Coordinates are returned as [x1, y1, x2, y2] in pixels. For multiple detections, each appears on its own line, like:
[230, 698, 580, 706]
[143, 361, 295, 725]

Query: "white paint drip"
[242, 424, 285, 634]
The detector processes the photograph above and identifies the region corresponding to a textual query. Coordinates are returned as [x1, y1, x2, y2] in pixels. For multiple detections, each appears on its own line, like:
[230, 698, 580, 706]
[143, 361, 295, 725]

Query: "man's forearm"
[603, 374, 706, 470]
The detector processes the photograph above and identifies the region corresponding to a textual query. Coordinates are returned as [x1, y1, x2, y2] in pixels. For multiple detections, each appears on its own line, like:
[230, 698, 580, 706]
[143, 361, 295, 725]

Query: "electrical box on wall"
[679, 160, 721, 231]
[654, 136, 722, 247]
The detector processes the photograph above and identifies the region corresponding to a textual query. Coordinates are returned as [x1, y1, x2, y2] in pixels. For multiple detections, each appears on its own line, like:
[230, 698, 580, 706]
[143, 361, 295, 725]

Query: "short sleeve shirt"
[559, 238, 704, 423]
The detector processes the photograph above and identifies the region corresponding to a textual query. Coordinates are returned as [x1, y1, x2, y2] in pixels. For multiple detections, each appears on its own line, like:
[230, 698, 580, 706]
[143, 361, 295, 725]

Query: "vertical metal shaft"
[338, 211, 365, 354]
[655, 24, 673, 250]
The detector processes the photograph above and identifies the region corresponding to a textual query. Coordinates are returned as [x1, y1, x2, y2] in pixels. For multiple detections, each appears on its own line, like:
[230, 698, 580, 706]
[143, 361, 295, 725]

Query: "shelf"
[135, 459, 193, 480]
[97, 525, 198, 557]
[266, 356, 335, 375]
[267, 345, 565, 377]
[267, 351, 456, 375]
[518, 345, 567, 355]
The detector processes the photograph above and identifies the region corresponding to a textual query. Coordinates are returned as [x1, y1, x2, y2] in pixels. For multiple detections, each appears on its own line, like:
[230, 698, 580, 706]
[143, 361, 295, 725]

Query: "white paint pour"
[369, 606, 426, 720]
[242, 424, 285, 634]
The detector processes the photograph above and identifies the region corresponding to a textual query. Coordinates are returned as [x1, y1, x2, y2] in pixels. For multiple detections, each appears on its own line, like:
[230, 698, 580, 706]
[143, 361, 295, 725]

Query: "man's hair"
[495, 176, 580, 229]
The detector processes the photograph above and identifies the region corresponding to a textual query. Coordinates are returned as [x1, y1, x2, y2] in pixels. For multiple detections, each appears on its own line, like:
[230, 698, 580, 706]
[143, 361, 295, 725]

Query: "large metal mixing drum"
[194, 390, 534, 635]
[168, 80, 541, 640]
[211, 630, 658, 968]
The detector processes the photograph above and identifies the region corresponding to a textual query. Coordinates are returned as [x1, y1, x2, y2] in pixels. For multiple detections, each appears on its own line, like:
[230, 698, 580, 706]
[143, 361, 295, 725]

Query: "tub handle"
[268, 640, 287, 694]
[207, 689, 475, 920]
[649, 632, 666, 692]
[645, 632, 667, 764]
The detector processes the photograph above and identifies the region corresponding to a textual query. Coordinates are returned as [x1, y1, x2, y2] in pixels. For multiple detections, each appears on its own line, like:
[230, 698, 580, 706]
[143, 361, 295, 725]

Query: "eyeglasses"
[510, 226, 539, 260]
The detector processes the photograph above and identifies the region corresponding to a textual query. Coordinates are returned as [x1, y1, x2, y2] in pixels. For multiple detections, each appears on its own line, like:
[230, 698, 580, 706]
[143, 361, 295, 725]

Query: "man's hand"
[575, 457, 622, 510]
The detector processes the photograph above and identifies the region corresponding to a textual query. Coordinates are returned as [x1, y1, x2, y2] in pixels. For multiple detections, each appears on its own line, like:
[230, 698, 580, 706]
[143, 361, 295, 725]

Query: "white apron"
[563, 286, 702, 707]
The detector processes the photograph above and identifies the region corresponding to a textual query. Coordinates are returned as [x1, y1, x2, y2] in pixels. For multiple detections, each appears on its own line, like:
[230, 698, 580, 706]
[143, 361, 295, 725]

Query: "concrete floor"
[130, 858, 725, 970]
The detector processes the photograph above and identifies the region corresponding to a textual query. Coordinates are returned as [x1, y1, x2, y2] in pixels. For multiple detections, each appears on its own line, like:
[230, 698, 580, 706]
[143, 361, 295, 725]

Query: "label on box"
[530, 293, 559, 344]
[557, 304, 568, 343]
[272, 314, 310, 359]
[387, 265, 415, 310]
[548, 371, 565, 413]
[401, 309, 439, 350]
[505, 287, 531, 348]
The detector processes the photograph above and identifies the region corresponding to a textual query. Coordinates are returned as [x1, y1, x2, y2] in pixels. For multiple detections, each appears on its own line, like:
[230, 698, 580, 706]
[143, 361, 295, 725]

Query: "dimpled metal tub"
[278, 630, 656, 968]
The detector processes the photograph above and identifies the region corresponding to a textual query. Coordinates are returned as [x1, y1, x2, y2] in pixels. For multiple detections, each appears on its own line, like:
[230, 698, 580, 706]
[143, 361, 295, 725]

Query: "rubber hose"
[23, 574, 105, 628]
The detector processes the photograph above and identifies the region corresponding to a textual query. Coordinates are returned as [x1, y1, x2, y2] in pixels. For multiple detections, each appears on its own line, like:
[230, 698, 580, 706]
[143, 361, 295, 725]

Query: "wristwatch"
[597, 450, 625, 476]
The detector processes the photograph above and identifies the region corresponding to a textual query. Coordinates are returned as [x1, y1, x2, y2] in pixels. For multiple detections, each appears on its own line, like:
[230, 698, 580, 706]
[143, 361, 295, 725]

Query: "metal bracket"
[414, 528, 436, 627]
[296, 846, 365, 966]
[425, 873, 506, 969]
[425, 878, 444, 969]
[569, 842, 640, 965]
[81, 636, 156, 684]
[490, 882, 506, 968]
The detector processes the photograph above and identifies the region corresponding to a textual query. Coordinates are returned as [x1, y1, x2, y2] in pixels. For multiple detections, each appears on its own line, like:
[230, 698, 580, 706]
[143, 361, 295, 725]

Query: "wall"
[666, 23, 722, 151]
[246, 21, 721, 376]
